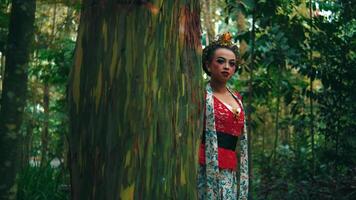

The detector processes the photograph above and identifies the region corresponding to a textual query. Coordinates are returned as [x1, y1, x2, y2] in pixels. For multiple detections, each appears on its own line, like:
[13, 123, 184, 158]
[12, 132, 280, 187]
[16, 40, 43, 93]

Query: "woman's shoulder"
[231, 89, 243, 100]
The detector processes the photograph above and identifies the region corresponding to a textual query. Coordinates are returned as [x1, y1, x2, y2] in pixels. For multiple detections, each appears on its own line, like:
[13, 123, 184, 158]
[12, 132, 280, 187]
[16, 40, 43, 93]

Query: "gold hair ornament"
[202, 32, 239, 75]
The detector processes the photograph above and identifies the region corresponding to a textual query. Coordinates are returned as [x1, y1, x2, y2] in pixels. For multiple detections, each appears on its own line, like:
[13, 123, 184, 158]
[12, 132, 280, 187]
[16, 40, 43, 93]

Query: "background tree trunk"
[247, 8, 256, 200]
[41, 82, 49, 166]
[21, 116, 34, 169]
[68, 1, 202, 199]
[201, 0, 215, 44]
[272, 63, 282, 161]
[40, 2, 57, 167]
[0, 0, 36, 199]
[309, 0, 315, 176]
[0, 54, 5, 87]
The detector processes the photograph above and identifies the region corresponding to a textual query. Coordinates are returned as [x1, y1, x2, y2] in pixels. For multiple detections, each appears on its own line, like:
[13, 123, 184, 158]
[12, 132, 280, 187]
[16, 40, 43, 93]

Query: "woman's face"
[207, 48, 237, 83]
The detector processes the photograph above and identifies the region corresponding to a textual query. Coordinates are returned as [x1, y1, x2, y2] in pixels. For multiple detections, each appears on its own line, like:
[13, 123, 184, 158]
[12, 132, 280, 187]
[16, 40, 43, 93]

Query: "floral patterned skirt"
[197, 164, 237, 200]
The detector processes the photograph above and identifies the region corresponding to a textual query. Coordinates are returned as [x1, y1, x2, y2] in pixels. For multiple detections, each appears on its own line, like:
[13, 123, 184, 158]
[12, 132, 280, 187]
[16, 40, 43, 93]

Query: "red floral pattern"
[199, 93, 245, 170]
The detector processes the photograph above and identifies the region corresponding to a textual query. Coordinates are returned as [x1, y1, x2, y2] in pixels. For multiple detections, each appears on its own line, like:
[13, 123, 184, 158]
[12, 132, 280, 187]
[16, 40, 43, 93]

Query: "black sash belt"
[201, 131, 238, 151]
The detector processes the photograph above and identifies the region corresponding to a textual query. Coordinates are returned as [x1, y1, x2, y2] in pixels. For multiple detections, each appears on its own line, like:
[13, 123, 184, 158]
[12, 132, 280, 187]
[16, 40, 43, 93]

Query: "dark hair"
[202, 45, 239, 76]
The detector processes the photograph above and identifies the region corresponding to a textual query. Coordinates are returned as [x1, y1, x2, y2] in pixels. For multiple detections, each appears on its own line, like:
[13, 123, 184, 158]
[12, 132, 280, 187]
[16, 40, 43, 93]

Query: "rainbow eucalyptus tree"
[68, 1, 202, 199]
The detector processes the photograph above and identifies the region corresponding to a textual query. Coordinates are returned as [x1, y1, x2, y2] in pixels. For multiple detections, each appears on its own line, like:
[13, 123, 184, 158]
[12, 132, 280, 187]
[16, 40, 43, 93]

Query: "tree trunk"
[18, 113, 34, 170]
[201, 0, 215, 44]
[0, 54, 4, 92]
[309, 0, 315, 175]
[23, 117, 34, 169]
[0, 0, 36, 199]
[272, 64, 281, 161]
[68, 1, 202, 199]
[247, 8, 256, 199]
[41, 82, 50, 166]
[0, 53, 4, 74]
[40, 2, 57, 167]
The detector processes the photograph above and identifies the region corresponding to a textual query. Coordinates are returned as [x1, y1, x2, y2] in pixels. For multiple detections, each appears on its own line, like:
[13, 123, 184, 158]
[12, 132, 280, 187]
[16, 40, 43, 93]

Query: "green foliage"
[11, 2, 77, 197]
[24, 37, 75, 162]
[30, 37, 75, 84]
[224, 0, 356, 199]
[0, 0, 9, 52]
[20, 1, 77, 160]
[314, 0, 356, 174]
[17, 166, 69, 200]
[254, 144, 356, 200]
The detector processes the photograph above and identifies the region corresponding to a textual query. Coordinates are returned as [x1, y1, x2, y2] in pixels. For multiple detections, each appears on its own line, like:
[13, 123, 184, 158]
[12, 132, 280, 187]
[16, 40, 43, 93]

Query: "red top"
[199, 92, 244, 171]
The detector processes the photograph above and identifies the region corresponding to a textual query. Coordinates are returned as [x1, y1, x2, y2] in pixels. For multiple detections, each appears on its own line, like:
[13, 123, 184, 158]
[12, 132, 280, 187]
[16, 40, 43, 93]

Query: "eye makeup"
[229, 61, 236, 67]
[216, 57, 225, 64]
[215, 57, 236, 67]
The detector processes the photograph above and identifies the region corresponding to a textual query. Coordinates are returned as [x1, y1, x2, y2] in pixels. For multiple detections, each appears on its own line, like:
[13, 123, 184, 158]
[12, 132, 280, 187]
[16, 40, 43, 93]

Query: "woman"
[197, 33, 249, 200]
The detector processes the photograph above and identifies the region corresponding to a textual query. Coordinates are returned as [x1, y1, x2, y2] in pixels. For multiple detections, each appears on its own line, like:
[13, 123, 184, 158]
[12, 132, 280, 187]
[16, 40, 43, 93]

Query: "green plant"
[17, 165, 69, 200]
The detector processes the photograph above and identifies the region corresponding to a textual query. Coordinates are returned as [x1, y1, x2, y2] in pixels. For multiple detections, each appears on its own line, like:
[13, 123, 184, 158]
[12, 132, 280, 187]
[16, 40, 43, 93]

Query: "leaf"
[239, 0, 255, 10]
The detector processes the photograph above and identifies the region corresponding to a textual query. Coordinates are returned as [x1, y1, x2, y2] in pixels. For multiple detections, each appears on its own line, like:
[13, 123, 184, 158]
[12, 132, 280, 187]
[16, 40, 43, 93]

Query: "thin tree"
[309, 0, 315, 175]
[67, 1, 202, 199]
[201, 0, 215, 44]
[41, 2, 57, 167]
[0, 0, 36, 199]
[247, 7, 256, 199]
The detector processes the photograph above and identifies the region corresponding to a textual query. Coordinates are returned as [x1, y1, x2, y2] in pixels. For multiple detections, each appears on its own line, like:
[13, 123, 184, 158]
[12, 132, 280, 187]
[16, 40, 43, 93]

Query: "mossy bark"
[68, 1, 203, 199]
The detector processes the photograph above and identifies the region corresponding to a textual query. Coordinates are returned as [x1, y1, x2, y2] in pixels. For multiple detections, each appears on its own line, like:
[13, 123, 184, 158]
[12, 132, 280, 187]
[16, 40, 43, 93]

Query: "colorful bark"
[68, 1, 202, 199]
